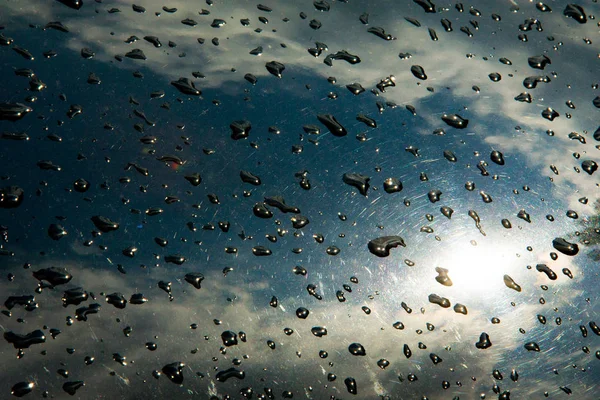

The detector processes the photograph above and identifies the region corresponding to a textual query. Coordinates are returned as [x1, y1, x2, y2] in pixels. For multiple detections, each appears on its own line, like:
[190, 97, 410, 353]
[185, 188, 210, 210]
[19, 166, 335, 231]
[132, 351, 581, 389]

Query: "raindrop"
[410, 65, 427, 80]
[442, 114, 469, 129]
[475, 332, 492, 349]
[524, 342, 540, 352]
[563, 4, 587, 24]
[503, 275, 522, 292]
[428, 294, 451, 308]
[368, 236, 406, 257]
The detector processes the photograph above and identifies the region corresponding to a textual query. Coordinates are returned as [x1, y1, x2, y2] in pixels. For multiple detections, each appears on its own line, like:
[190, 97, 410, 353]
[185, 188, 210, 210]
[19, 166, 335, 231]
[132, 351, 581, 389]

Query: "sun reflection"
[435, 237, 524, 301]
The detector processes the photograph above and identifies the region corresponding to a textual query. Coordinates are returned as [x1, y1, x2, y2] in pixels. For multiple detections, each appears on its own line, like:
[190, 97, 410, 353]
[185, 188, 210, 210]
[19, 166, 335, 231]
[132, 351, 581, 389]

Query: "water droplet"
[428, 294, 451, 308]
[528, 55, 551, 70]
[454, 303, 468, 315]
[348, 343, 366, 356]
[442, 114, 469, 129]
[435, 267, 452, 286]
[552, 238, 579, 256]
[368, 236, 406, 257]
[317, 114, 347, 137]
[475, 332, 492, 349]
[410, 65, 427, 80]
[429, 353, 443, 364]
[344, 377, 358, 395]
[524, 342, 540, 352]
[503, 275, 522, 292]
[563, 4, 587, 23]
[62, 381, 85, 396]
[265, 61, 285, 78]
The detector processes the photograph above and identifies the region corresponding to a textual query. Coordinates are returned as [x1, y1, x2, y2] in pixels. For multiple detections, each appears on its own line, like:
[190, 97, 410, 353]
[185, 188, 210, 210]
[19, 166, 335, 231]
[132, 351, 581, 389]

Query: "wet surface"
[1, 0, 599, 399]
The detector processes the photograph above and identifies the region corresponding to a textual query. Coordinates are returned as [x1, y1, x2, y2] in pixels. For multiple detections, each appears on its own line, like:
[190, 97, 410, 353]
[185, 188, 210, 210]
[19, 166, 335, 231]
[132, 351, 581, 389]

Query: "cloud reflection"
[1, 0, 599, 398]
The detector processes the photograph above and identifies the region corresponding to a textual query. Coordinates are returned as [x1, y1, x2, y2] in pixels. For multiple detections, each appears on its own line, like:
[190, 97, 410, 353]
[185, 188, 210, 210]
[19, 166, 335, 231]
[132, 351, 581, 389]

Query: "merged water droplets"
[441, 114, 469, 129]
[367, 236, 406, 257]
[170, 77, 201, 95]
[427, 189, 442, 203]
[161, 362, 185, 384]
[428, 293, 451, 308]
[383, 177, 402, 193]
[62, 381, 85, 396]
[368, 27, 395, 41]
[342, 173, 370, 196]
[230, 120, 252, 140]
[90, 215, 119, 232]
[265, 61, 285, 78]
[0, 103, 33, 121]
[317, 114, 347, 137]
[4, 329, 46, 348]
[324, 50, 361, 66]
[552, 238, 579, 256]
[528, 55, 551, 70]
[563, 4, 587, 24]
[344, 377, 358, 394]
[11, 382, 35, 397]
[434, 267, 452, 286]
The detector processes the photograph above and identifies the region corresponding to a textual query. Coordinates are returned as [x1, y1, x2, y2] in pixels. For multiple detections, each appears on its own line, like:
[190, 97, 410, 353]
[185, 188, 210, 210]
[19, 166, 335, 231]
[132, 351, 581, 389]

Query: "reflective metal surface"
[1, 0, 599, 399]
